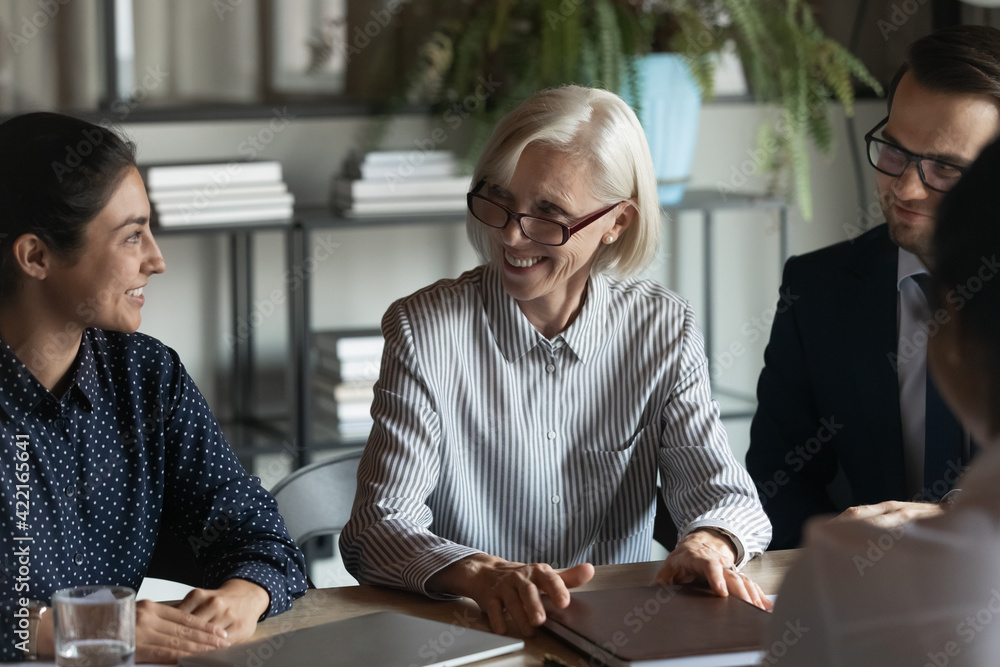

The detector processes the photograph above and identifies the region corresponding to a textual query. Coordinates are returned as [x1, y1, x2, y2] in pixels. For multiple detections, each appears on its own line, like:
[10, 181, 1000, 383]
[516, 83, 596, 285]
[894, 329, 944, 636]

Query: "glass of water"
[53, 586, 135, 667]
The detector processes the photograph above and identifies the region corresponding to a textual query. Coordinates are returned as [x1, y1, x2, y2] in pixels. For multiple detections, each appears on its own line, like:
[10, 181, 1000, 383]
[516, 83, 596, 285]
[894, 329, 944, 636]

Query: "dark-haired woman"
[766, 137, 1000, 665]
[0, 113, 307, 663]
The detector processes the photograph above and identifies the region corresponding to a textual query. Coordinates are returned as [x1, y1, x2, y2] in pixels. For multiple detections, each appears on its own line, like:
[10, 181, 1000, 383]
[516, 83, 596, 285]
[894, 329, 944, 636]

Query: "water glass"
[53, 586, 135, 667]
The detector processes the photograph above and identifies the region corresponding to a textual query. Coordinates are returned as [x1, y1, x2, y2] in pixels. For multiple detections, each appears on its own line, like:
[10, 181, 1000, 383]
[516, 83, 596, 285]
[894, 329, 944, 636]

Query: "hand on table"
[134, 600, 230, 664]
[136, 578, 270, 664]
[655, 528, 772, 611]
[834, 500, 945, 529]
[427, 554, 595, 637]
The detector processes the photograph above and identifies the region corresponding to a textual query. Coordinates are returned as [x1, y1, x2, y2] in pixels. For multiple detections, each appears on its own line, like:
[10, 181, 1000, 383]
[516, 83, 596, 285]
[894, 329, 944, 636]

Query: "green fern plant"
[402, 0, 883, 220]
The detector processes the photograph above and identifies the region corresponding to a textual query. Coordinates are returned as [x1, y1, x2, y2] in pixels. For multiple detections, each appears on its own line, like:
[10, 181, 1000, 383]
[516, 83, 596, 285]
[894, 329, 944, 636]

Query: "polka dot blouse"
[0, 329, 307, 660]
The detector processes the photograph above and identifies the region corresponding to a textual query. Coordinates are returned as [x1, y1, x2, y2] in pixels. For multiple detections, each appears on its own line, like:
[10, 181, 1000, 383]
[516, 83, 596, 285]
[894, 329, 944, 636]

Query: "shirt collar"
[480, 264, 607, 364]
[559, 272, 607, 363]
[897, 247, 929, 291]
[72, 329, 100, 410]
[0, 330, 98, 424]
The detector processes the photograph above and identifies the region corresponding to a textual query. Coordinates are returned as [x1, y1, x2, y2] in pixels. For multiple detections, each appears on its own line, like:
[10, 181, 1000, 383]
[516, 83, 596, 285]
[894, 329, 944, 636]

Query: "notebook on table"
[543, 585, 768, 667]
[178, 610, 523, 667]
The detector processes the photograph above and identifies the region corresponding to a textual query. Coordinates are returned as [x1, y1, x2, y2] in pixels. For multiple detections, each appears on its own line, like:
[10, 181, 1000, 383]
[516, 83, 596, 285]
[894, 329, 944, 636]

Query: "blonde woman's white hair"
[468, 85, 660, 278]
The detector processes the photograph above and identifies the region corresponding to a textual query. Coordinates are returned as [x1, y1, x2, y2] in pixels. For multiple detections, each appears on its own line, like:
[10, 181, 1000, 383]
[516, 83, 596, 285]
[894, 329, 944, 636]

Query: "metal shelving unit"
[160, 189, 786, 469]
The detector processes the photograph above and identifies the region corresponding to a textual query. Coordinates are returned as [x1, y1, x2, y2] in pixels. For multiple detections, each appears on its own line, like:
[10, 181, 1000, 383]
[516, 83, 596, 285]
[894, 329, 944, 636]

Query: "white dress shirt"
[897, 247, 931, 499]
[340, 264, 771, 596]
[766, 442, 1000, 666]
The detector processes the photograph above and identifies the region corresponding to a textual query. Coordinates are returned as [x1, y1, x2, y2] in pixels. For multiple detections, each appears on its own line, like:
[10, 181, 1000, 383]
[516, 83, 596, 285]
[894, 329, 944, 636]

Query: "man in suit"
[746, 25, 1000, 550]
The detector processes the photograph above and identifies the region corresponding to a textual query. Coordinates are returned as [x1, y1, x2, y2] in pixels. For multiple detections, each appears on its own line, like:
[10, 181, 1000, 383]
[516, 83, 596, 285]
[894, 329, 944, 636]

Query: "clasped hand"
[135, 578, 270, 664]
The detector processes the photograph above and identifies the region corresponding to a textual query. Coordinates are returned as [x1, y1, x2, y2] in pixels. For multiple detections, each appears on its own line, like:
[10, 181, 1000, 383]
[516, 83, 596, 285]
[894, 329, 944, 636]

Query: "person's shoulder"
[385, 265, 487, 321]
[603, 274, 689, 311]
[88, 329, 179, 374]
[784, 223, 892, 278]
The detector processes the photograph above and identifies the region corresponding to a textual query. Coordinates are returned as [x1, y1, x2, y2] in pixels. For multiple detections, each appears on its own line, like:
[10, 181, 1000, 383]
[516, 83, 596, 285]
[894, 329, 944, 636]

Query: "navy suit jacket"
[746, 224, 910, 549]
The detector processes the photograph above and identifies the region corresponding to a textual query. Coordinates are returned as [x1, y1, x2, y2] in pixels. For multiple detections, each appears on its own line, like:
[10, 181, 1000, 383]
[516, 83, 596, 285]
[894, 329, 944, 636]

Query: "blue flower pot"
[629, 54, 702, 206]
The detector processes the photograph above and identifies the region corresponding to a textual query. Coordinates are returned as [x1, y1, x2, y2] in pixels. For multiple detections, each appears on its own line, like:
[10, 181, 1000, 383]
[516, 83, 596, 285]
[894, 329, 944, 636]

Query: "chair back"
[270, 448, 364, 546]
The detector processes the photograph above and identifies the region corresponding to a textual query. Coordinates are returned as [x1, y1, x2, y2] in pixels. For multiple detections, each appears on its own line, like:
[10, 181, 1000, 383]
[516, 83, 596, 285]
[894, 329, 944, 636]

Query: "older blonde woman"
[341, 85, 772, 636]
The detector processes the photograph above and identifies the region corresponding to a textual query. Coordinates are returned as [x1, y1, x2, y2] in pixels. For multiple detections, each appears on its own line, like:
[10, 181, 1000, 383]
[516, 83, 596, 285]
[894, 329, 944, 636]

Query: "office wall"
[125, 98, 888, 476]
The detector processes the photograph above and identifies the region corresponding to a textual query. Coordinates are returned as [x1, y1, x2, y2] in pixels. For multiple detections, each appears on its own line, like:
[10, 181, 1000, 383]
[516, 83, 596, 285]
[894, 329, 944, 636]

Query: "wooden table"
[252, 550, 800, 665]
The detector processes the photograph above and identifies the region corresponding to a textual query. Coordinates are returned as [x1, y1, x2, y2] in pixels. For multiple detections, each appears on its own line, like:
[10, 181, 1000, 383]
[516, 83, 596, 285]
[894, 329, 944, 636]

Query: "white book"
[336, 336, 384, 359]
[313, 331, 382, 356]
[362, 150, 456, 166]
[313, 395, 372, 422]
[337, 402, 372, 422]
[335, 384, 375, 403]
[338, 428, 373, 440]
[145, 162, 283, 190]
[340, 198, 467, 217]
[154, 193, 295, 214]
[358, 161, 459, 181]
[148, 183, 289, 203]
[338, 360, 381, 381]
[311, 378, 376, 403]
[155, 206, 293, 227]
[334, 176, 471, 201]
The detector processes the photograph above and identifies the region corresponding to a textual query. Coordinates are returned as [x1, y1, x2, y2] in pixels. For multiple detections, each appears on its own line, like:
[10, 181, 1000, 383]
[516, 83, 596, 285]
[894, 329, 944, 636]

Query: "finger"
[151, 602, 229, 639]
[499, 585, 536, 637]
[865, 512, 904, 529]
[839, 502, 893, 521]
[174, 589, 208, 615]
[558, 563, 595, 589]
[727, 572, 759, 608]
[722, 570, 753, 605]
[535, 567, 572, 609]
[654, 561, 673, 585]
[480, 597, 507, 636]
[186, 597, 228, 627]
[655, 560, 694, 586]
[752, 581, 774, 611]
[702, 560, 728, 598]
[743, 577, 766, 610]
[135, 619, 230, 664]
[517, 578, 548, 627]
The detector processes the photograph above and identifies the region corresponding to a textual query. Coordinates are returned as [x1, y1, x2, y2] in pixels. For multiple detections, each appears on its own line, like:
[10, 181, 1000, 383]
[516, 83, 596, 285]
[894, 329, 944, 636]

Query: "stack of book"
[311, 330, 384, 441]
[331, 150, 470, 217]
[144, 161, 295, 227]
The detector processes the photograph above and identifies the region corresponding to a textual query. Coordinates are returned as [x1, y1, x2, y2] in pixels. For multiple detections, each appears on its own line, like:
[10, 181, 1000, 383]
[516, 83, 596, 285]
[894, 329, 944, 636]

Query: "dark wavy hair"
[932, 136, 1000, 433]
[888, 25, 1000, 113]
[0, 112, 137, 304]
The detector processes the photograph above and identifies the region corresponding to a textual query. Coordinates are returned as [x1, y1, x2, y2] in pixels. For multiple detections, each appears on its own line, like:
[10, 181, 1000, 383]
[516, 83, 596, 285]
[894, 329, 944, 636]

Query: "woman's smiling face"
[485, 144, 625, 319]
[43, 168, 166, 333]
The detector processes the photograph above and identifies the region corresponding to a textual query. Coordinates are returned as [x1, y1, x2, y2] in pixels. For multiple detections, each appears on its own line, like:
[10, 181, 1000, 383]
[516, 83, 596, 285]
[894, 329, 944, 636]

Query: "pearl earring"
[603, 234, 615, 244]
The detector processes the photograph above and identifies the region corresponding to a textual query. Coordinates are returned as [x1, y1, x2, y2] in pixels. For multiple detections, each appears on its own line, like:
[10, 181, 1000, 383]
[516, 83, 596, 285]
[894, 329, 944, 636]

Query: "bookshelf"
[156, 190, 786, 469]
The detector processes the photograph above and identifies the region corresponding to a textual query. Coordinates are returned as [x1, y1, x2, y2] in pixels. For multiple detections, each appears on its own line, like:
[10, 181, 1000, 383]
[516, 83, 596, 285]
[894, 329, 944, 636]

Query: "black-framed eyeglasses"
[467, 181, 622, 247]
[864, 117, 968, 193]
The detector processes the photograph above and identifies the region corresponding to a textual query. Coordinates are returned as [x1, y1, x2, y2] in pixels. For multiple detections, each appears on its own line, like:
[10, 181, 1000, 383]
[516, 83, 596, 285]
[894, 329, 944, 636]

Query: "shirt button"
[73, 553, 84, 565]
[65, 485, 76, 498]
[551, 494, 561, 504]
[545, 364, 556, 373]
[54, 418, 68, 429]
[546, 431, 556, 440]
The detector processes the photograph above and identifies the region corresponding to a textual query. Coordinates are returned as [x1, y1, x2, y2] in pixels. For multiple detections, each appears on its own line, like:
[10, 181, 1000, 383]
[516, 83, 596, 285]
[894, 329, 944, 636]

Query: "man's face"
[877, 72, 1000, 264]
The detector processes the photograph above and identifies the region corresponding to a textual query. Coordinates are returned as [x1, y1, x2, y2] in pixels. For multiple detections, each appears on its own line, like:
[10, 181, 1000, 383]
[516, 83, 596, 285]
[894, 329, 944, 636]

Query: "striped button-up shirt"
[341, 264, 771, 596]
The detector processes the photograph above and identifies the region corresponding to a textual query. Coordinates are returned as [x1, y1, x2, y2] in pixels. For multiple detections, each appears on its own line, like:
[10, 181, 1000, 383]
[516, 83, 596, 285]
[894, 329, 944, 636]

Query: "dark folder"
[543, 585, 767, 667]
